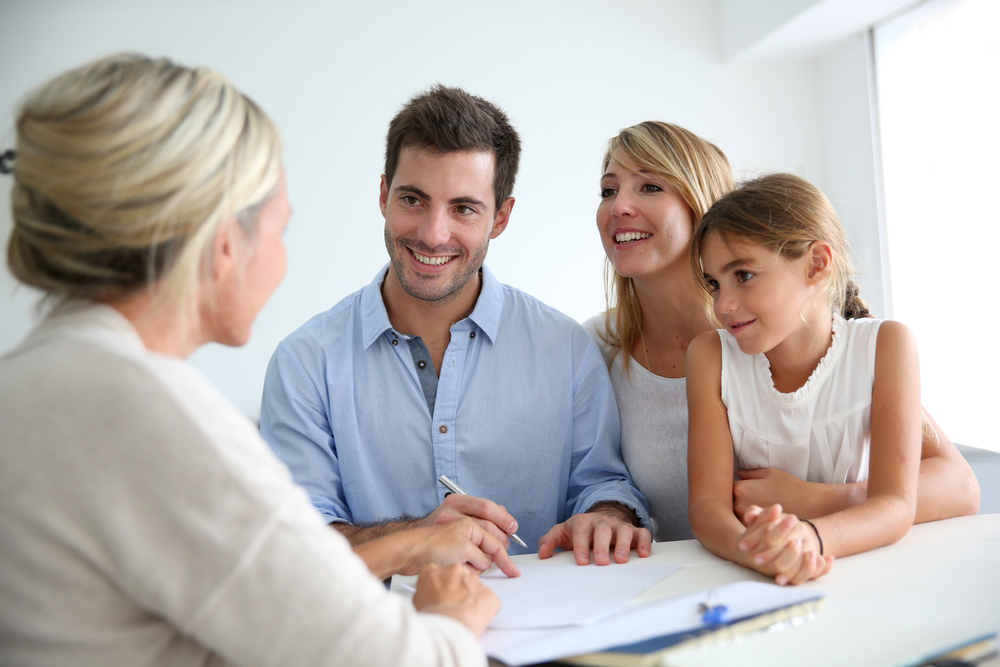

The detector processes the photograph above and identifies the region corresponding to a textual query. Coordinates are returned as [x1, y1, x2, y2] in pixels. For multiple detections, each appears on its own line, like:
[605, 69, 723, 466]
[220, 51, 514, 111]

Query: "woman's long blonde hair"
[7, 53, 282, 312]
[600, 121, 735, 372]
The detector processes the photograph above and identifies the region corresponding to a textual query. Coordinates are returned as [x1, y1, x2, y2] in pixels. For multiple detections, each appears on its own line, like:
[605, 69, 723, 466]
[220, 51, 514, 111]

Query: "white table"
[487, 513, 1000, 666]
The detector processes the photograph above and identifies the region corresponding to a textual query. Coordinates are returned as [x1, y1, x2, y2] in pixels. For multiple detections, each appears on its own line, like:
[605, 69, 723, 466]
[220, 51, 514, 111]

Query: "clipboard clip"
[698, 590, 729, 625]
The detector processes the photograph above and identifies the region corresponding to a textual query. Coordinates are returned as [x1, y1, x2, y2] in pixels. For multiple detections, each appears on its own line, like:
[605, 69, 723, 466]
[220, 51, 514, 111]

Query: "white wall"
[720, 0, 916, 60]
[817, 33, 886, 318]
[2, 0, 859, 419]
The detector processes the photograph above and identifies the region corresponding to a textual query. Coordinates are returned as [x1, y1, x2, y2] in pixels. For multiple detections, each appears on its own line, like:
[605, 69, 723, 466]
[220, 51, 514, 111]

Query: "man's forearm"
[351, 528, 424, 580]
[334, 515, 420, 547]
[586, 501, 639, 526]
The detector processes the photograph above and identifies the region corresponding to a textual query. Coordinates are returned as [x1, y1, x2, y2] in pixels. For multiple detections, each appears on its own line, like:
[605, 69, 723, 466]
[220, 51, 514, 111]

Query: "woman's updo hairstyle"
[691, 173, 872, 321]
[7, 53, 282, 307]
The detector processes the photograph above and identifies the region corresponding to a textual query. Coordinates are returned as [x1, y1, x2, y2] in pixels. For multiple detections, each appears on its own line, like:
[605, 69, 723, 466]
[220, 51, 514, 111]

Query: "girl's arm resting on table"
[805, 321, 922, 558]
[686, 332, 828, 585]
[686, 332, 747, 563]
[732, 408, 979, 521]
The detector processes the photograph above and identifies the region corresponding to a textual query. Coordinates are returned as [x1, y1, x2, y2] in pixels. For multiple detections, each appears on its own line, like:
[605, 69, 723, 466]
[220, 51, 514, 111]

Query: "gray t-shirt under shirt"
[584, 315, 694, 542]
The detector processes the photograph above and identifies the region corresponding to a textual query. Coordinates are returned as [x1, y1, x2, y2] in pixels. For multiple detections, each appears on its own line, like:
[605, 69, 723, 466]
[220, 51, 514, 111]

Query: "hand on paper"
[404, 518, 520, 578]
[354, 517, 519, 580]
[421, 493, 518, 550]
[537, 504, 652, 566]
[413, 562, 501, 637]
[738, 504, 832, 585]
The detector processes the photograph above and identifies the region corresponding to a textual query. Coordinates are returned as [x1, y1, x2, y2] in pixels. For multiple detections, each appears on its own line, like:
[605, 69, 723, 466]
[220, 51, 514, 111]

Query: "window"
[875, 0, 1000, 452]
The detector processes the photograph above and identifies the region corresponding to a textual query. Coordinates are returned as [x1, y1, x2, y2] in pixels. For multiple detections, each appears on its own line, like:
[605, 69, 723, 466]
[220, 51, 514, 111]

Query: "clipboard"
[557, 596, 824, 667]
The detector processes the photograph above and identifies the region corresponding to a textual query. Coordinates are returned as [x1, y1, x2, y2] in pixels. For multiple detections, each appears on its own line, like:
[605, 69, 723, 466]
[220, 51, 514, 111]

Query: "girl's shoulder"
[686, 330, 725, 395]
[838, 317, 917, 385]
[871, 318, 911, 336]
[872, 319, 918, 357]
[841, 316, 914, 355]
[688, 329, 724, 363]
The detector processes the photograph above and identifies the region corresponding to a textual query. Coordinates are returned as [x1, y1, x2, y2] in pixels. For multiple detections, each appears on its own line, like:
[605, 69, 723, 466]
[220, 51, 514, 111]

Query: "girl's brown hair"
[691, 173, 871, 322]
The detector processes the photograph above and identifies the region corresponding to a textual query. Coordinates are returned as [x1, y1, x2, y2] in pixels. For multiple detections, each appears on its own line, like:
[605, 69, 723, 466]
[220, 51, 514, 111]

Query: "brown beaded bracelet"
[802, 519, 823, 555]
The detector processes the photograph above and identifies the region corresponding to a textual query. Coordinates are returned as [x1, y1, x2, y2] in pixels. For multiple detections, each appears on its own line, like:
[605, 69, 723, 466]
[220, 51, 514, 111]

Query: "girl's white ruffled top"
[719, 315, 883, 483]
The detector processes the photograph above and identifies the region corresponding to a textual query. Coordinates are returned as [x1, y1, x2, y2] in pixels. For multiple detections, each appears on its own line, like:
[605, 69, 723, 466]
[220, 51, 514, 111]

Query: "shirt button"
[470, 332, 476, 338]
[417, 360, 426, 369]
[391, 339, 398, 346]
[439, 425, 448, 434]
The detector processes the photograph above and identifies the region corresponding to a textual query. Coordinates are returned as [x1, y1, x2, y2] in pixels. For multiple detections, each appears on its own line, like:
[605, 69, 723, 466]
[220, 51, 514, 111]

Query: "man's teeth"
[413, 251, 453, 266]
[615, 232, 651, 244]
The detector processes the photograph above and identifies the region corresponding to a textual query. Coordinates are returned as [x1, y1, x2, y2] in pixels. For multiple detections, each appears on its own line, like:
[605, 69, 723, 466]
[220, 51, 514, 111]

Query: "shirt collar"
[360, 265, 394, 350]
[467, 264, 502, 344]
[359, 263, 504, 350]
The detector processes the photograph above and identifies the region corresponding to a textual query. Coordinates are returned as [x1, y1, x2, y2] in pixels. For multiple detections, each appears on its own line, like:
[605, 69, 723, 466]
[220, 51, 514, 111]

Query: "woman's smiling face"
[597, 158, 694, 281]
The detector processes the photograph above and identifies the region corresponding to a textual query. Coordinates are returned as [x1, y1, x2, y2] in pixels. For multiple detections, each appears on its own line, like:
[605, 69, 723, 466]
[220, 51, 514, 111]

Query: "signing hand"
[397, 517, 520, 578]
[738, 504, 833, 585]
[538, 504, 652, 565]
[421, 493, 519, 551]
[413, 563, 501, 637]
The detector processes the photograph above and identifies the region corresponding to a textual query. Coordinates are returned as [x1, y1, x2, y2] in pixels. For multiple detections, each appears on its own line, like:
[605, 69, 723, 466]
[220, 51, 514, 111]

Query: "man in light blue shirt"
[261, 85, 650, 565]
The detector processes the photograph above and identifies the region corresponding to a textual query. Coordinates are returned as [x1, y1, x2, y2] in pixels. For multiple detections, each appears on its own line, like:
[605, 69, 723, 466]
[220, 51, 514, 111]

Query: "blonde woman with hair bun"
[586, 122, 977, 545]
[0, 54, 506, 667]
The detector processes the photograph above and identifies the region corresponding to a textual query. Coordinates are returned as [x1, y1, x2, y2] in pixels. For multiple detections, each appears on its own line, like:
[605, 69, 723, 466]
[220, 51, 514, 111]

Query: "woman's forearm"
[915, 455, 979, 521]
[733, 469, 867, 520]
[913, 411, 980, 522]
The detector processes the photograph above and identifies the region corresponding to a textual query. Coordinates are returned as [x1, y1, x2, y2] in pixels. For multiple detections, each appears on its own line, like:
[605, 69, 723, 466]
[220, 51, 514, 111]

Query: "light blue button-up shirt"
[260, 265, 649, 554]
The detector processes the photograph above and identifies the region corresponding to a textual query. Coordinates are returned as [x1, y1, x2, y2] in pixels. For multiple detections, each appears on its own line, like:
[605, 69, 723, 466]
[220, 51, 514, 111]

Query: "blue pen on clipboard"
[698, 590, 729, 625]
[437, 474, 528, 549]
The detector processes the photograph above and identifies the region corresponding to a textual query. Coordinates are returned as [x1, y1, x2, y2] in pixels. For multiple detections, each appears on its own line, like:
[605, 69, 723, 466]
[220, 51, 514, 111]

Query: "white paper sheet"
[481, 580, 823, 666]
[481, 561, 681, 629]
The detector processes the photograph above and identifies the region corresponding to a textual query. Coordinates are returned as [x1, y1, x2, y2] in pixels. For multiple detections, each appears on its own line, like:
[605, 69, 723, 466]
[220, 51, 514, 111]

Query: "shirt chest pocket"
[732, 425, 809, 479]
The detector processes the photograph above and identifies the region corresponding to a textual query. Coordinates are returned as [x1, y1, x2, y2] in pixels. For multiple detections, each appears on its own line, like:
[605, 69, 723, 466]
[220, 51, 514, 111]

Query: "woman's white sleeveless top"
[719, 316, 883, 484]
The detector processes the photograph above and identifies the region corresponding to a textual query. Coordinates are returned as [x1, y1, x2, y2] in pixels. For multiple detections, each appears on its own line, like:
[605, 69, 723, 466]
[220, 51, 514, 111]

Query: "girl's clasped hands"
[737, 504, 833, 586]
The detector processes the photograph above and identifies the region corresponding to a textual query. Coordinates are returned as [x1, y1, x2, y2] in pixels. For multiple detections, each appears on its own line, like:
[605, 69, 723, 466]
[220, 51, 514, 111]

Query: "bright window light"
[875, 0, 1000, 452]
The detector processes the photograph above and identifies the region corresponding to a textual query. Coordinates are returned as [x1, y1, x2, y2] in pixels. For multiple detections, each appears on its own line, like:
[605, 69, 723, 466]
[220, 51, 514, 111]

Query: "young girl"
[686, 173, 923, 585]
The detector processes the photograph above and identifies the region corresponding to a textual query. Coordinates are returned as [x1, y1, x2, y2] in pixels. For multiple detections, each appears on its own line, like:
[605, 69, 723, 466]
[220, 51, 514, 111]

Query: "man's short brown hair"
[384, 84, 521, 210]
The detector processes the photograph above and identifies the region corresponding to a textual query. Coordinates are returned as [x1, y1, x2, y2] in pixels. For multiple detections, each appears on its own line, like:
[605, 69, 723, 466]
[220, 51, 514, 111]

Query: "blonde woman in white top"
[687, 174, 960, 585]
[593, 122, 977, 546]
[0, 54, 514, 667]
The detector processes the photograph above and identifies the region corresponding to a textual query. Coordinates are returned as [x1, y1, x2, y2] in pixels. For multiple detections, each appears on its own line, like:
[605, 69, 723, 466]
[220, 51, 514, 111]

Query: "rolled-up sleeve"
[260, 342, 351, 524]
[566, 337, 651, 528]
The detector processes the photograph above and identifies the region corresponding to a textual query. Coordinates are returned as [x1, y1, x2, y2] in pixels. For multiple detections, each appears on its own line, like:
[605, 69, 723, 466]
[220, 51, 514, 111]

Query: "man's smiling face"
[380, 146, 510, 304]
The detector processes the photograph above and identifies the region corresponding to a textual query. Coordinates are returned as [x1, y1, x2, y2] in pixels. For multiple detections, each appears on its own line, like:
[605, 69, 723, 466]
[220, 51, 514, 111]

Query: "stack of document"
[479, 562, 823, 667]
[482, 561, 682, 629]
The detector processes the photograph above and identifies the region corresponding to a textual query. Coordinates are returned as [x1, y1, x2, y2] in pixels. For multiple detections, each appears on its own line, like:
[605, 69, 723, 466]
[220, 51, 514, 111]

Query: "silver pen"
[437, 474, 528, 548]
